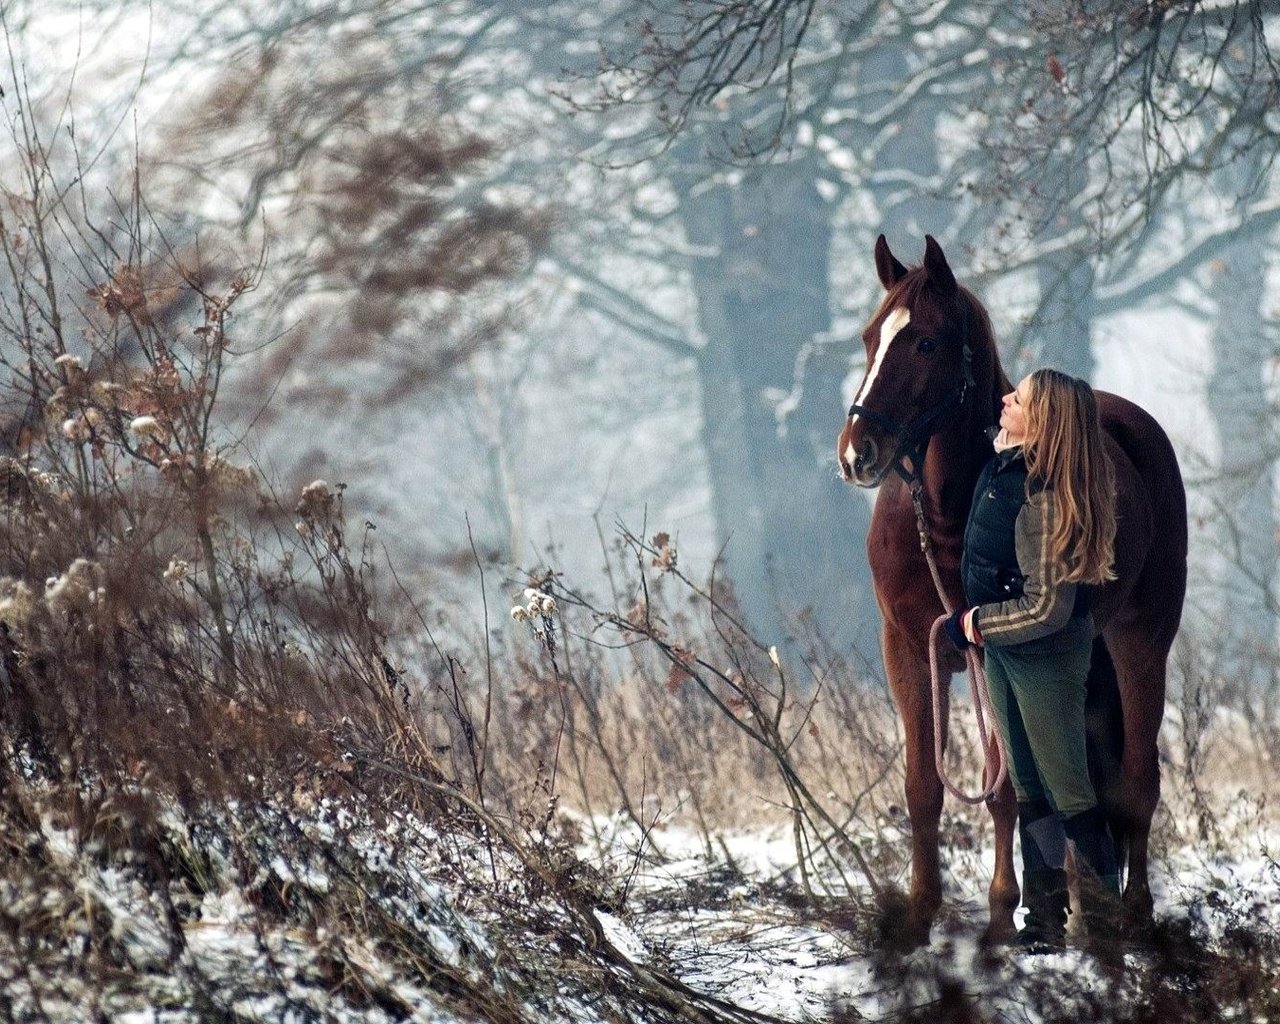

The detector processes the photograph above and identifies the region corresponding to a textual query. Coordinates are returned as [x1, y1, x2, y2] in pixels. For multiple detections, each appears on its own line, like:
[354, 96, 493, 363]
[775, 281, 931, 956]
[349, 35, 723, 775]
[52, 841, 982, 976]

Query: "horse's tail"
[1084, 635, 1128, 878]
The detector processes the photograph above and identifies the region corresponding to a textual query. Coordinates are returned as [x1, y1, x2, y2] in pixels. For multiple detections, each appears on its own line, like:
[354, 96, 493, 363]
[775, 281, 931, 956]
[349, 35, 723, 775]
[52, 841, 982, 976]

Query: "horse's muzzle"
[842, 431, 882, 487]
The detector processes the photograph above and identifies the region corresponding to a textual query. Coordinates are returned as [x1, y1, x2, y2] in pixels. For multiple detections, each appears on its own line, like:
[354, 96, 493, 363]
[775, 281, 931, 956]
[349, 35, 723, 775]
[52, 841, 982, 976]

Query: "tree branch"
[549, 253, 702, 359]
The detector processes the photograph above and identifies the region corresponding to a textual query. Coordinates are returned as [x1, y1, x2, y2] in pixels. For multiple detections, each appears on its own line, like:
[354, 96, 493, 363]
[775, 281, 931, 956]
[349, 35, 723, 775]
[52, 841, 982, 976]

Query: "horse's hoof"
[981, 917, 1018, 947]
[1122, 889, 1154, 932]
[1122, 906, 1156, 946]
[874, 888, 932, 953]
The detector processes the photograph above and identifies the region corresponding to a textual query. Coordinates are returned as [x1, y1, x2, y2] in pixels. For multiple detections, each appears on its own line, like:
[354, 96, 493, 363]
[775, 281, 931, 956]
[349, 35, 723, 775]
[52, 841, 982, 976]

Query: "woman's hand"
[944, 608, 984, 651]
[963, 608, 983, 646]
[944, 609, 971, 651]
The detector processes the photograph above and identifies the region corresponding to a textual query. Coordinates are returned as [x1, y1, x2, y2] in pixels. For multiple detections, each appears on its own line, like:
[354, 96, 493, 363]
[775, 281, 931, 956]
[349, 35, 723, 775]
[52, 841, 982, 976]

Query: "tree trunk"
[1206, 233, 1278, 683]
[677, 162, 880, 659]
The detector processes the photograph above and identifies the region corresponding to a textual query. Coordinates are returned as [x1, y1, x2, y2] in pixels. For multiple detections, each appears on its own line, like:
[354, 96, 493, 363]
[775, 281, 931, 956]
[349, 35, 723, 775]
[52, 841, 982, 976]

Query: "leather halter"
[846, 300, 976, 486]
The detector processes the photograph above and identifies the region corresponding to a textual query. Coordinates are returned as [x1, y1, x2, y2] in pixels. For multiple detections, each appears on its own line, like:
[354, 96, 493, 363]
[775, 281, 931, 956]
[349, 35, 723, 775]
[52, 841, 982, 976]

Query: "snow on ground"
[577, 809, 1280, 1022]
[0, 779, 661, 1024]
[4, 771, 1277, 1022]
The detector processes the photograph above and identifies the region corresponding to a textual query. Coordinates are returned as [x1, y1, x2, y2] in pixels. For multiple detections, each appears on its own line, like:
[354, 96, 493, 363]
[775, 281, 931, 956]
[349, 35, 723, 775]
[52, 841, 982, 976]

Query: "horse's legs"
[984, 761, 1019, 942]
[1104, 632, 1166, 924]
[884, 627, 943, 943]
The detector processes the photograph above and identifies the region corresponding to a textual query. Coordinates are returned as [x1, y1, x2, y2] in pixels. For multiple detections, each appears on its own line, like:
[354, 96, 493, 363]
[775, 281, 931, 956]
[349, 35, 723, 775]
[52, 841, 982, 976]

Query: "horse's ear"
[923, 235, 957, 295]
[875, 234, 909, 290]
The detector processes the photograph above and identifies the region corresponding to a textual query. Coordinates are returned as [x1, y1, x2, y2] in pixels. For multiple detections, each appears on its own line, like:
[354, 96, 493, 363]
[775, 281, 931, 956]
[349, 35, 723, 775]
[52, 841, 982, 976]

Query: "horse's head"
[837, 234, 976, 487]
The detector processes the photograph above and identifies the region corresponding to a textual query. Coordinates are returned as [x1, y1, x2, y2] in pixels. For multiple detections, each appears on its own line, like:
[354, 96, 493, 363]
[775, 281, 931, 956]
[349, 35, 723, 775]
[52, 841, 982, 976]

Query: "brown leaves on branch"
[665, 645, 695, 693]
[1046, 53, 1066, 85]
[650, 532, 677, 572]
[157, 24, 552, 409]
[87, 264, 151, 324]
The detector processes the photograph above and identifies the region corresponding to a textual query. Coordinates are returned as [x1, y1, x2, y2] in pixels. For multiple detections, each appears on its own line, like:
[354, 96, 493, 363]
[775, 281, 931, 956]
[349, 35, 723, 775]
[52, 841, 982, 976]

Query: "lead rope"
[910, 481, 1008, 804]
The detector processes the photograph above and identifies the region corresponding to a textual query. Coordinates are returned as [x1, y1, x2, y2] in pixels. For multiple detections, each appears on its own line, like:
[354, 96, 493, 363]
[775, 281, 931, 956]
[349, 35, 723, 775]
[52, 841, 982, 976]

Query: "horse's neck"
[921, 432, 986, 534]
[921, 351, 1007, 535]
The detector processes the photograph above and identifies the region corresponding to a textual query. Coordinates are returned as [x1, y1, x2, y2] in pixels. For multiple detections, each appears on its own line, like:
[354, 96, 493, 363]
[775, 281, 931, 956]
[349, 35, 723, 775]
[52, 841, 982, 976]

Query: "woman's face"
[1000, 375, 1032, 444]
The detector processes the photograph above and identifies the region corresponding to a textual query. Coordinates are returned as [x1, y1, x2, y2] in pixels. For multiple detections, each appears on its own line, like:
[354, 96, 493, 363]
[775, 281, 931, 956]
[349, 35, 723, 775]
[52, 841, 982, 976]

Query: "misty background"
[4, 1, 1276, 684]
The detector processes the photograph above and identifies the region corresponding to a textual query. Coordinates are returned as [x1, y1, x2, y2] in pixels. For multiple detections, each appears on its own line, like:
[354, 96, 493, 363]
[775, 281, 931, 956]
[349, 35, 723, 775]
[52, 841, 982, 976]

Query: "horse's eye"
[917, 337, 937, 355]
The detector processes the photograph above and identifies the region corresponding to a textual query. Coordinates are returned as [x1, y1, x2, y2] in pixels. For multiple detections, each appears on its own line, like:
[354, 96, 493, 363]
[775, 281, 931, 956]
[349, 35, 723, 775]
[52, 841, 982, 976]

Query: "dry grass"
[0, 110, 810, 1023]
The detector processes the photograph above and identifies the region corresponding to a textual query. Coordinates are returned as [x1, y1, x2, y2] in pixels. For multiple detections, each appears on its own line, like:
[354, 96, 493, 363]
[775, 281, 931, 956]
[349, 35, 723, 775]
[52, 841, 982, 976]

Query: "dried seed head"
[90, 381, 127, 407]
[209, 454, 256, 490]
[61, 416, 94, 443]
[129, 415, 166, 440]
[0, 578, 35, 628]
[45, 558, 106, 619]
[295, 479, 334, 520]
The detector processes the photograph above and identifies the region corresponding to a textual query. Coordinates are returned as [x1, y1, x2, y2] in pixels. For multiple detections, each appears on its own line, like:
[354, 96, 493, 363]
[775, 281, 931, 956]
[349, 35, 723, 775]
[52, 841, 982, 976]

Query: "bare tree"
[597, 1, 1280, 356]
[987, 1, 1280, 232]
[587, 0, 828, 158]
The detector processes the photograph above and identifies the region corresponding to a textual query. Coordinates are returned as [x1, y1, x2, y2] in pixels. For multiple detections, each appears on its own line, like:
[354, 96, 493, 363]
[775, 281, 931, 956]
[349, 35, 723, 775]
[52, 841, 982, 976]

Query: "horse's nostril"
[858, 437, 878, 472]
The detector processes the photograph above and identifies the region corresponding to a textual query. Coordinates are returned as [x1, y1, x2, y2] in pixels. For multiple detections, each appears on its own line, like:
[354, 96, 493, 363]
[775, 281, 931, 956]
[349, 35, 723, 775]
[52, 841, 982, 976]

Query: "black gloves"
[944, 608, 971, 651]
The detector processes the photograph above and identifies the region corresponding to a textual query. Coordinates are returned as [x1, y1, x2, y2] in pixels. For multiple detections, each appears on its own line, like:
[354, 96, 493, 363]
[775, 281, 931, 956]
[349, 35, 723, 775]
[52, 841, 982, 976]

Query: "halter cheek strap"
[846, 302, 976, 486]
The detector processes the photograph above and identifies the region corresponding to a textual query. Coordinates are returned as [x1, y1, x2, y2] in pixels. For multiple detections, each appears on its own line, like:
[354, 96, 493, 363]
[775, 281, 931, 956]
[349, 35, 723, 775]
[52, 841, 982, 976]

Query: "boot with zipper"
[1014, 868, 1069, 951]
[1013, 800, 1069, 952]
[1064, 805, 1124, 968]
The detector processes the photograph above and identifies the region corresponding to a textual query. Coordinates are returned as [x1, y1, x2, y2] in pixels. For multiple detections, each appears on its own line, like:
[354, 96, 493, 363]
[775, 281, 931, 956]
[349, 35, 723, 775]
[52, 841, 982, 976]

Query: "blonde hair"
[1022, 369, 1117, 585]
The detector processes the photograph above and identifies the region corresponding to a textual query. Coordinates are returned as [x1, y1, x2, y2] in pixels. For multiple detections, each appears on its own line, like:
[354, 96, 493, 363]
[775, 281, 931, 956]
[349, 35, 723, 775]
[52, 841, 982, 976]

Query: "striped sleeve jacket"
[972, 492, 1080, 647]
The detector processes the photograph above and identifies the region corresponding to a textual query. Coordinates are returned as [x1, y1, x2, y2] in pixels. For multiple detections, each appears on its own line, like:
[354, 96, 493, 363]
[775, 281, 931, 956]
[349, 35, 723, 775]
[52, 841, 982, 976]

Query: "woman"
[944, 368, 1121, 955]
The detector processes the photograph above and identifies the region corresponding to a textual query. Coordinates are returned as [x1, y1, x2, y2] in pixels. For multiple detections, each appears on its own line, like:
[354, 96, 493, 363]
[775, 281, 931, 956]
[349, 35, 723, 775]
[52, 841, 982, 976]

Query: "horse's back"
[1095, 391, 1187, 645]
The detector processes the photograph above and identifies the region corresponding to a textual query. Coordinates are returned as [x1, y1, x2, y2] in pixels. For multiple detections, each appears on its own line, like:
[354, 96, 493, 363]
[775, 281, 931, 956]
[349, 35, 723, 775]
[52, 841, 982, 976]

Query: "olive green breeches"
[983, 640, 1098, 817]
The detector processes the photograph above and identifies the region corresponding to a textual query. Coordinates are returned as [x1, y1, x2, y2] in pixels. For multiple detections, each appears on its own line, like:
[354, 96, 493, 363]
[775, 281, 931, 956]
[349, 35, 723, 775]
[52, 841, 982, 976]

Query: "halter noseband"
[846, 300, 976, 486]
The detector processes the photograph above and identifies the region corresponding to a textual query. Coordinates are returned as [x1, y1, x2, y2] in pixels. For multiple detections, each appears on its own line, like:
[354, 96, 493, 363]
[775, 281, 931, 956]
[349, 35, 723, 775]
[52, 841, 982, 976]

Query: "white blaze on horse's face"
[856, 307, 911, 416]
[844, 306, 911, 467]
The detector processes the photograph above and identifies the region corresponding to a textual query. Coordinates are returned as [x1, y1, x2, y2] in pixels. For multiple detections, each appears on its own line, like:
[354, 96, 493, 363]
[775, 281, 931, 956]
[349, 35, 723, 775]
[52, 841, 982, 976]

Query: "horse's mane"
[872, 267, 934, 323]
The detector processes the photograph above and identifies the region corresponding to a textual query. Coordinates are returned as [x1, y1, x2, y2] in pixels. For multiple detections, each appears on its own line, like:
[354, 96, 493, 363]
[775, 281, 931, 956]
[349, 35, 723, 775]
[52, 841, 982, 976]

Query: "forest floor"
[4, 761, 1277, 1024]
[583, 804, 1280, 1022]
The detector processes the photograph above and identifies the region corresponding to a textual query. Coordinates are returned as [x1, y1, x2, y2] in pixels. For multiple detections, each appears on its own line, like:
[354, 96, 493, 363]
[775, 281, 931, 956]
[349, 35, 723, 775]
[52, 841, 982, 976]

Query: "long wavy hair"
[1022, 369, 1117, 585]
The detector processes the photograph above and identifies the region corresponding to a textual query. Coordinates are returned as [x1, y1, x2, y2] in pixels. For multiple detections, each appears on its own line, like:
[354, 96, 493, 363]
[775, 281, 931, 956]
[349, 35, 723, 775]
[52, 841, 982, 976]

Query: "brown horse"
[836, 235, 1187, 943]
